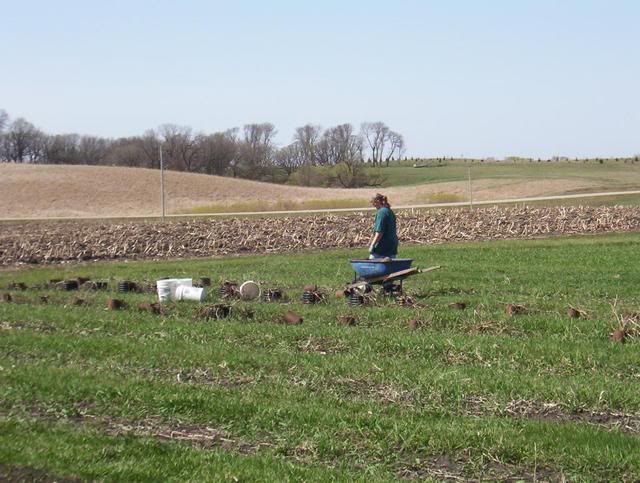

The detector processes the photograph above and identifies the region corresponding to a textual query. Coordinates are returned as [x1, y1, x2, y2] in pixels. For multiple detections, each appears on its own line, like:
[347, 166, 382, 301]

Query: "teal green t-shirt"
[372, 207, 398, 256]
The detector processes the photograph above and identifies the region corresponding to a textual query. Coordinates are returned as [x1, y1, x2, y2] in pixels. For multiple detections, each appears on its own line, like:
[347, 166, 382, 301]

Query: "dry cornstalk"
[3, 206, 640, 265]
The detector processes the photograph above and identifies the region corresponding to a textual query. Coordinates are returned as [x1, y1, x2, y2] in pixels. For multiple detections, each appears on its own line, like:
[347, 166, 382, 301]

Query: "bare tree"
[2, 118, 45, 162]
[78, 136, 111, 165]
[105, 139, 146, 167]
[293, 124, 321, 165]
[238, 123, 277, 178]
[361, 121, 389, 165]
[321, 123, 370, 187]
[0, 112, 406, 185]
[361, 122, 406, 166]
[43, 133, 80, 164]
[42, 133, 110, 165]
[157, 124, 199, 171]
[323, 123, 363, 165]
[275, 142, 304, 175]
[384, 131, 405, 165]
[314, 137, 333, 166]
[136, 129, 161, 169]
[195, 129, 239, 176]
[0, 109, 8, 134]
[221, 128, 242, 177]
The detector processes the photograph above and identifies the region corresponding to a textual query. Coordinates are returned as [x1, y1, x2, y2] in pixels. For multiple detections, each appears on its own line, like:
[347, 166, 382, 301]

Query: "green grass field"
[1, 234, 639, 481]
[371, 160, 640, 188]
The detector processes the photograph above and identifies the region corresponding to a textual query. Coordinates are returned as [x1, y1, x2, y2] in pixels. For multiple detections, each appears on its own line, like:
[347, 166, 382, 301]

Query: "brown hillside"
[0, 164, 597, 219]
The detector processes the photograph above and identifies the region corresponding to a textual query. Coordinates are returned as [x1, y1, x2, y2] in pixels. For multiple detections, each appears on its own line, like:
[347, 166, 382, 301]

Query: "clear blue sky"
[2, 0, 638, 158]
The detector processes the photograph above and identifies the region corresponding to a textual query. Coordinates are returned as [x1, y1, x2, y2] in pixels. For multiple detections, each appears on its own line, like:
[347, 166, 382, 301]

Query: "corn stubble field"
[3, 205, 640, 265]
[1, 211, 640, 481]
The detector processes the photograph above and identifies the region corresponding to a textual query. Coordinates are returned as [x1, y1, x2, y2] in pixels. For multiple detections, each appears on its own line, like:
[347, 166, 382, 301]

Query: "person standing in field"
[368, 193, 398, 259]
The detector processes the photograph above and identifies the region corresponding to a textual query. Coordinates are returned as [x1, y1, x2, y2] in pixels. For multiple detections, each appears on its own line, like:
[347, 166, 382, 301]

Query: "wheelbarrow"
[348, 258, 440, 295]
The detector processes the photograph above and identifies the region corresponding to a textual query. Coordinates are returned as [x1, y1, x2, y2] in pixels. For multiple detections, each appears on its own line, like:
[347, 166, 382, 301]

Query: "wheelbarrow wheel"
[353, 282, 373, 294]
[381, 281, 402, 296]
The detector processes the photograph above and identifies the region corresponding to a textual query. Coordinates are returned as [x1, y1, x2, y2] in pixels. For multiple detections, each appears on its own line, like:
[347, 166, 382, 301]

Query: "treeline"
[0, 110, 405, 187]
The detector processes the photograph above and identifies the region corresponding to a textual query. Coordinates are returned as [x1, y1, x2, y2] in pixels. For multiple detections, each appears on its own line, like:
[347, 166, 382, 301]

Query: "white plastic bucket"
[174, 285, 206, 302]
[239, 281, 260, 300]
[156, 279, 176, 302]
[175, 278, 193, 287]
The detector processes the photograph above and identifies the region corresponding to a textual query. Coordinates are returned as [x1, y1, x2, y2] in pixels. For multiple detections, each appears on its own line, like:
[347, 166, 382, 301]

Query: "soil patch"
[0, 464, 81, 483]
[464, 396, 640, 434]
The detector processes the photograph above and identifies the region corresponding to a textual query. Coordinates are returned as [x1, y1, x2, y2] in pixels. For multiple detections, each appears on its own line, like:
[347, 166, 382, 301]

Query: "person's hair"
[371, 193, 391, 208]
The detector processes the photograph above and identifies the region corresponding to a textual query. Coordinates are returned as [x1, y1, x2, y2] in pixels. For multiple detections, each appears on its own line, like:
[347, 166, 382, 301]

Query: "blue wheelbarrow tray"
[350, 258, 414, 281]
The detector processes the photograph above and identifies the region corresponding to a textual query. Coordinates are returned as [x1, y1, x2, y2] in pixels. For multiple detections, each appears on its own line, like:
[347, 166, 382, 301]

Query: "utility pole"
[468, 166, 473, 210]
[160, 144, 165, 221]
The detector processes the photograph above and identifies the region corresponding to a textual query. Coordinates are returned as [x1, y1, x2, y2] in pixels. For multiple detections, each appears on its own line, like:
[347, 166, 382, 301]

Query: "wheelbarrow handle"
[419, 265, 441, 273]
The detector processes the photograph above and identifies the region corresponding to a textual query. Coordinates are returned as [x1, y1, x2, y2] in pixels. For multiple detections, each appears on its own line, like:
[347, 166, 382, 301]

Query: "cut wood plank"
[420, 265, 442, 273]
[380, 267, 419, 282]
[346, 265, 443, 289]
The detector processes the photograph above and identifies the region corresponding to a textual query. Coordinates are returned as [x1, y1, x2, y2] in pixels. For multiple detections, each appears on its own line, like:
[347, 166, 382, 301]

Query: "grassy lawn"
[372, 160, 640, 188]
[1, 234, 639, 481]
